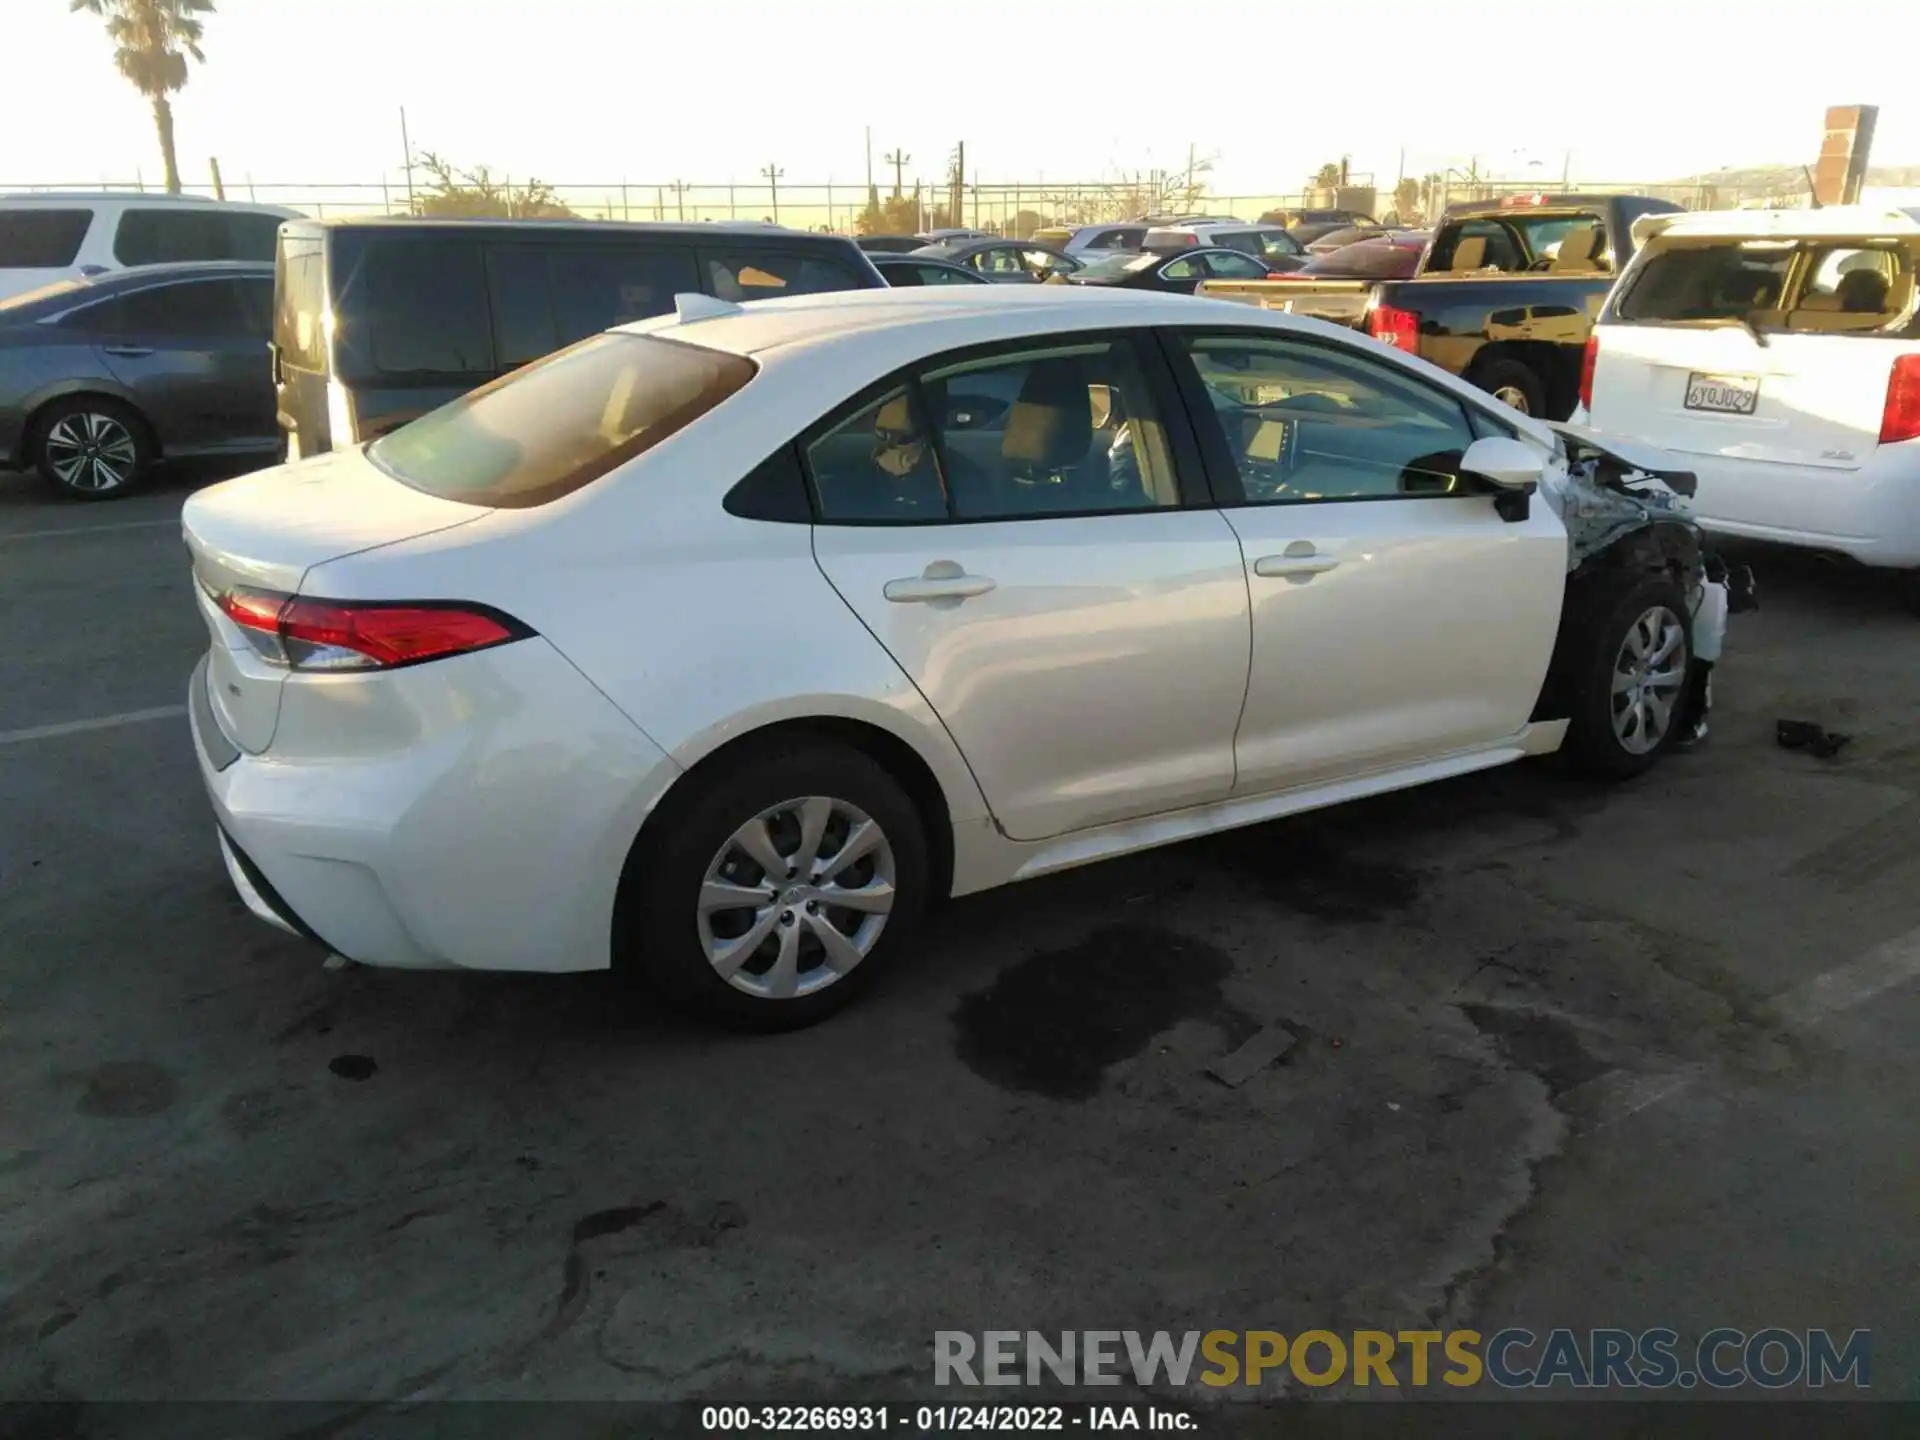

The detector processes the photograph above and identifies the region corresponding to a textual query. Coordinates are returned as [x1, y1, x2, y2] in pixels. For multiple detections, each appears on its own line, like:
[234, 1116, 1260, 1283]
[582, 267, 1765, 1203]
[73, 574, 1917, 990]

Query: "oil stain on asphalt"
[952, 923, 1247, 1101]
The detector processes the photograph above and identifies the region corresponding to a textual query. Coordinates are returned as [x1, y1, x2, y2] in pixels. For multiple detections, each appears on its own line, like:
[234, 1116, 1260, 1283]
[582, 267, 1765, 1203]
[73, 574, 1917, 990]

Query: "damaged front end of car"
[1531, 424, 1758, 749]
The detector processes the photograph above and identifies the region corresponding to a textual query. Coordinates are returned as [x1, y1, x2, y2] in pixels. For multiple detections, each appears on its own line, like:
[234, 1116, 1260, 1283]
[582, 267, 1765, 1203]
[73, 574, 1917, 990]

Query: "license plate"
[1684, 372, 1759, 415]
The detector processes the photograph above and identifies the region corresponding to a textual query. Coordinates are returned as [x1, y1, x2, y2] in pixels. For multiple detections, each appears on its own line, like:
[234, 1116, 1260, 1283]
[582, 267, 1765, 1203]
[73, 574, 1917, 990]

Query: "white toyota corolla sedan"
[185, 286, 1733, 1028]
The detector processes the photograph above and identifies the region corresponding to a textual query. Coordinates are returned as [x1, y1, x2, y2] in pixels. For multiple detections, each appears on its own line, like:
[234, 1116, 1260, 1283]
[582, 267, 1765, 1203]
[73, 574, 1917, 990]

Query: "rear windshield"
[367, 332, 756, 508]
[1617, 239, 1918, 335]
[0, 209, 92, 268]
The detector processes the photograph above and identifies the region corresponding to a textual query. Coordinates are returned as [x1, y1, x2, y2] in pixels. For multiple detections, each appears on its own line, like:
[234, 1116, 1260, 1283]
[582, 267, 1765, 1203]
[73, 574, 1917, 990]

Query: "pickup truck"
[1199, 193, 1684, 420]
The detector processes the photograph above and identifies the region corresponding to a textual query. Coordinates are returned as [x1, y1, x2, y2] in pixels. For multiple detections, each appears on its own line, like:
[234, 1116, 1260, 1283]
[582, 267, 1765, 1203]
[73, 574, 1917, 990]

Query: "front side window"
[0, 209, 93, 268]
[970, 247, 1025, 276]
[1257, 229, 1301, 258]
[918, 264, 980, 286]
[1160, 256, 1201, 281]
[805, 337, 1183, 523]
[369, 333, 755, 508]
[705, 250, 860, 301]
[1173, 332, 1477, 504]
[1203, 250, 1270, 278]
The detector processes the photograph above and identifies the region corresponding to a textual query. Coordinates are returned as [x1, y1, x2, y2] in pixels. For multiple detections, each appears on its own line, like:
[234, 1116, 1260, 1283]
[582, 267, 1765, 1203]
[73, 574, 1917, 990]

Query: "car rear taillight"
[1579, 335, 1599, 412]
[1368, 303, 1420, 353]
[214, 586, 530, 671]
[1881, 354, 1920, 446]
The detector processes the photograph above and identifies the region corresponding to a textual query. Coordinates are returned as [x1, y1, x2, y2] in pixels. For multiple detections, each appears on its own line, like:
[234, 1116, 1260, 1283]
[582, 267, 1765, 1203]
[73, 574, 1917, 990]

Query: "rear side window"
[1428, 220, 1524, 273]
[0, 209, 93, 267]
[1615, 244, 1796, 323]
[551, 245, 697, 340]
[113, 209, 282, 265]
[275, 236, 327, 371]
[704, 249, 862, 301]
[71, 278, 263, 338]
[362, 240, 491, 375]
[368, 333, 755, 508]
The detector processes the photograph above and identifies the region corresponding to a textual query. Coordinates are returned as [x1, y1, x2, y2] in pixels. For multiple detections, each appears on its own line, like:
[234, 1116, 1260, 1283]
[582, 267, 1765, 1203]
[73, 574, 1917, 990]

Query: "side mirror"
[1460, 436, 1546, 522]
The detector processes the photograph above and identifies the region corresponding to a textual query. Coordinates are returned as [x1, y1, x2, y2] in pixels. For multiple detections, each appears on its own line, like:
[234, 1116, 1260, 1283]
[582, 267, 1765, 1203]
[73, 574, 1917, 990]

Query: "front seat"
[1550, 224, 1601, 273]
[999, 360, 1095, 512]
[1449, 236, 1488, 273]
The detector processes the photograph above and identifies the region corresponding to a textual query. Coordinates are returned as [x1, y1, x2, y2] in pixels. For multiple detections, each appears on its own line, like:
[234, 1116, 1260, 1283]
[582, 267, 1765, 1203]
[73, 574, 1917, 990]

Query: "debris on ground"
[1206, 1025, 1299, 1088]
[1776, 719, 1851, 759]
[328, 1055, 378, 1081]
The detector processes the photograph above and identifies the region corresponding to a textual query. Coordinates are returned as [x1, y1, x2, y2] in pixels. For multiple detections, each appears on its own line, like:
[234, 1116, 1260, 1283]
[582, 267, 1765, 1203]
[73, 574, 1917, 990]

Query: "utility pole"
[761, 164, 784, 225]
[399, 106, 415, 212]
[865, 126, 873, 194]
[951, 141, 965, 228]
[884, 149, 910, 199]
[209, 156, 226, 201]
[672, 180, 687, 222]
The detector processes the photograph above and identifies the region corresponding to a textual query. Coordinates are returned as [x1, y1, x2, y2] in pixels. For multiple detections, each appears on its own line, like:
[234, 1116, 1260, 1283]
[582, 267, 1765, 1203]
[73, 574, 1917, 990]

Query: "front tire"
[33, 397, 154, 500]
[1559, 574, 1694, 780]
[617, 739, 930, 1031]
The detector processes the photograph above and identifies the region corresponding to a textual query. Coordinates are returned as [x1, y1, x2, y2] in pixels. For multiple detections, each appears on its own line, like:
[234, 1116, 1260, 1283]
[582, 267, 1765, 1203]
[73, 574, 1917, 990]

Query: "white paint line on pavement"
[0, 518, 178, 542]
[1572, 920, 1920, 1136]
[1772, 924, 1920, 1026]
[0, 705, 186, 746]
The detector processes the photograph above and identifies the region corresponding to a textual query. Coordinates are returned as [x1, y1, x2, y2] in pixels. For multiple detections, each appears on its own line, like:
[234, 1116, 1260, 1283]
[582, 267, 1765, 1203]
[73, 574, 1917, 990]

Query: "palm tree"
[70, 0, 215, 194]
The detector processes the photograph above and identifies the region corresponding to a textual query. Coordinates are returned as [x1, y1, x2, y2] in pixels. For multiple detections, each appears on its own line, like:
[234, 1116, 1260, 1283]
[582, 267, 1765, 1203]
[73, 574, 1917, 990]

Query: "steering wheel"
[1527, 257, 1555, 273]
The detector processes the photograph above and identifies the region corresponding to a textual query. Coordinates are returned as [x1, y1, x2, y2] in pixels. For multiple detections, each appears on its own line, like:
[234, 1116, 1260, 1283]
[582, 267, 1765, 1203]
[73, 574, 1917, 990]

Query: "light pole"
[761, 164, 784, 225]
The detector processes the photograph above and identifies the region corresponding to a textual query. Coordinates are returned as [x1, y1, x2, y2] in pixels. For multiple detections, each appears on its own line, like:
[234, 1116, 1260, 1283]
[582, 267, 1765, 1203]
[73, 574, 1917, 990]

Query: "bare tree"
[412, 151, 575, 219]
[70, 0, 214, 194]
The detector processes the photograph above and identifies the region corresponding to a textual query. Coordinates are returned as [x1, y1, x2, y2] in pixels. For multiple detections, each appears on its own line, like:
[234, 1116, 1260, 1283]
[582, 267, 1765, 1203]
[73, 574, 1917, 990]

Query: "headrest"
[1002, 360, 1092, 470]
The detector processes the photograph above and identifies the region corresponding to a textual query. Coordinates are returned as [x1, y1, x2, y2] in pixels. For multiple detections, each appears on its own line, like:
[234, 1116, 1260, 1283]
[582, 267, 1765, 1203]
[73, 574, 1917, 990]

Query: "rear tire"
[616, 738, 930, 1031]
[32, 396, 154, 500]
[1469, 356, 1548, 419]
[1558, 573, 1694, 780]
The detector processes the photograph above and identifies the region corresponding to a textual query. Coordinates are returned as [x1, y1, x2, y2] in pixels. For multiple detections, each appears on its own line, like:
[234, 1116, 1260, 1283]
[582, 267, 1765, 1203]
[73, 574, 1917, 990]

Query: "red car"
[1269, 232, 1430, 281]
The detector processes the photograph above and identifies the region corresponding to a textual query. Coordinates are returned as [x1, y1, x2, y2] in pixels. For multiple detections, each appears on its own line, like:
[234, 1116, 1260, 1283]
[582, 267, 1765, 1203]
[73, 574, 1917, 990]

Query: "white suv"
[0, 192, 300, 301]
[1576, 205, 1920, 589]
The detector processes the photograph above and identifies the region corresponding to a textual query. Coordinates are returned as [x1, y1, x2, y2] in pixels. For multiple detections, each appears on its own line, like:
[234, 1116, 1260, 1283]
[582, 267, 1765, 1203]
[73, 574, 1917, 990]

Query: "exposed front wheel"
[1559, 574, 1694, 780]
[33, 398, 154, 500]
[619, 739, 930, 1030]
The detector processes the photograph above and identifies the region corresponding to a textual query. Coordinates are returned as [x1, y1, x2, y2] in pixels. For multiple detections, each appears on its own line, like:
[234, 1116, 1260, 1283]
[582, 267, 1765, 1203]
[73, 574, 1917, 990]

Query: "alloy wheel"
[696, 796, 897, 1000]
[44, 412, 139, 493]
[1610, 605, 1687, 755]
[1492, 384, 1532, 415]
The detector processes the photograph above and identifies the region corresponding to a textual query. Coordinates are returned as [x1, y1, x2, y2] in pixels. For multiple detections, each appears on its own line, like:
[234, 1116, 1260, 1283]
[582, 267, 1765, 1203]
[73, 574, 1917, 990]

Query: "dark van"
[272, 218, 887, 457]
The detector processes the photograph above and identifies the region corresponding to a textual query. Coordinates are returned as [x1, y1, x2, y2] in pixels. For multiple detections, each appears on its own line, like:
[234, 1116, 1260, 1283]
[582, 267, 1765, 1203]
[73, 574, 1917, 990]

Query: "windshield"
[368, 332, 756, 508]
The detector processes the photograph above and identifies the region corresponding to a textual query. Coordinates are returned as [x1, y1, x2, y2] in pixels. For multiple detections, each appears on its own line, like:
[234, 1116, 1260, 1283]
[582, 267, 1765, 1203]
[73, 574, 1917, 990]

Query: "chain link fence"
[3, 175, 1783, 234]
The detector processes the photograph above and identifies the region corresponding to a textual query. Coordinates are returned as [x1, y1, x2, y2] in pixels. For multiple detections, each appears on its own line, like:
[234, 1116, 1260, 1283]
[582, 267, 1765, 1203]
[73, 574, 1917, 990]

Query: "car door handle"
[101, 345, 154, 358]
[1253, 540, 1342, 578]
[883, 565, 997, 604]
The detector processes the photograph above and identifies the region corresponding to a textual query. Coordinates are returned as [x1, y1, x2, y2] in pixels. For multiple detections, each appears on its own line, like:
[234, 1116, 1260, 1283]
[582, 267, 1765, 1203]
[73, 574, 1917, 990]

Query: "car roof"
[611, 287, 1559, 446]
[284, 216, 837, 239]
[0, 192, 299, 216]
[1633, 204, 1920, 243]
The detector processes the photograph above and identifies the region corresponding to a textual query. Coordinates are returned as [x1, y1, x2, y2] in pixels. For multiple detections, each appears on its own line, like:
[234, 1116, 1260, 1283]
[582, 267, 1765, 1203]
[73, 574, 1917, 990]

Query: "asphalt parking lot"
[3, 461, 1918, 1412]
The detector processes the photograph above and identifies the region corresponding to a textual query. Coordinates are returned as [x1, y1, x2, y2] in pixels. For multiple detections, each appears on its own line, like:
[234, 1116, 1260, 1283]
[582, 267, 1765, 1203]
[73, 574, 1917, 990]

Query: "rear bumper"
[1572, 419, 1920, 569]
[189, 637, 684, 973]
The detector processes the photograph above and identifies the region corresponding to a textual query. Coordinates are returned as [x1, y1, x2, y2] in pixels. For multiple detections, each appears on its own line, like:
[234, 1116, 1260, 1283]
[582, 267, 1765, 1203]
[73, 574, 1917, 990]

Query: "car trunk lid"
[183, 445, 490, 752]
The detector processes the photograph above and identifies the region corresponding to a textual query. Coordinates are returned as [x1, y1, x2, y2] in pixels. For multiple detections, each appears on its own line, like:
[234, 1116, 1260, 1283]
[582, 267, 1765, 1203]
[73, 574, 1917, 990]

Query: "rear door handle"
[1253, 542, 1341, 579]
[101, 345, 154, 358]
[883, 562, 997, 604]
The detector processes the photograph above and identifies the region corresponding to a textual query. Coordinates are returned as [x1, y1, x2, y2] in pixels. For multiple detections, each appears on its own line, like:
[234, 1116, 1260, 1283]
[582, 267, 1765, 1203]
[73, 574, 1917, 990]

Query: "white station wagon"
[1577, 204, 1920, 602]
[185, 287, 1734, 1028]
